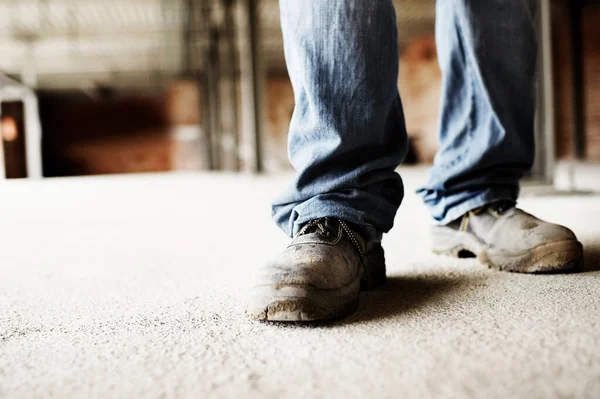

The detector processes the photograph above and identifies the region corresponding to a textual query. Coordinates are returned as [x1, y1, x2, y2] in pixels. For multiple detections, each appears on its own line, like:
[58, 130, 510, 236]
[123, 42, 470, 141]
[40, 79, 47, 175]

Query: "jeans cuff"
[432, 188, 519, 225]
[294, 213, 384, 243]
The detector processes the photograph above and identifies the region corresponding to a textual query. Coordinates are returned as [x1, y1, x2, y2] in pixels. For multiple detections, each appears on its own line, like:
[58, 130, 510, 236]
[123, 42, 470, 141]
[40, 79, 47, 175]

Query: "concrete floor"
[1, 169, 599, 399]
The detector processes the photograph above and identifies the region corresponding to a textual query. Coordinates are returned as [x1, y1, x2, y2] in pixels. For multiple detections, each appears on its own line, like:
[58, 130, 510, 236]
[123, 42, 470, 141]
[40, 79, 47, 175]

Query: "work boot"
[247, 218, 385, 322]
[432, 201, 583, 273]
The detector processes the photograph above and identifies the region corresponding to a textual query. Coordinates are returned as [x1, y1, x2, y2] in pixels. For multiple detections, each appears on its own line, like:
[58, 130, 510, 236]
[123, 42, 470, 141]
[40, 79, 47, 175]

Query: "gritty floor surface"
[1, 168, 599, 399]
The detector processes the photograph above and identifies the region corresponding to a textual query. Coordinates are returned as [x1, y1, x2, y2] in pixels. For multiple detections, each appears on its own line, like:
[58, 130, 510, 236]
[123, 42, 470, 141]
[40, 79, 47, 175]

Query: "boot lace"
[296, 218, 366, 265]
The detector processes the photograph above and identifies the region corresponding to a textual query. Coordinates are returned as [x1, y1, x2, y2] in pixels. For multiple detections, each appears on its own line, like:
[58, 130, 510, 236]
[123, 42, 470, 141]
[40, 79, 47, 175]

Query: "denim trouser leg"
[272, 0, 408, 239]
[417, 0, 539, 224]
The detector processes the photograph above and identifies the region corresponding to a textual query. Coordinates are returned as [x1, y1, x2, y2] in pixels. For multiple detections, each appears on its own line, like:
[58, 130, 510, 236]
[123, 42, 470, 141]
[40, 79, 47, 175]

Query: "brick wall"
[552, 2, 600, 160]
[39, 81, 204, 176]
[582, 6, 600, 160]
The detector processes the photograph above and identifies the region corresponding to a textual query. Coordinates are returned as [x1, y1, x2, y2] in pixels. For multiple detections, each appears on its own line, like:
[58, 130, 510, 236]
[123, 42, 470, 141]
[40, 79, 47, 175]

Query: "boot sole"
[432, 227, 584, 273]
[246, 279, 361, 322]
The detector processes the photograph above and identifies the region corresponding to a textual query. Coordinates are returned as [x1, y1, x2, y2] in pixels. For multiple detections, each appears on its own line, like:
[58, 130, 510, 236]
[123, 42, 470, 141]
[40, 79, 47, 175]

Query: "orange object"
[1, 117, 18, 142]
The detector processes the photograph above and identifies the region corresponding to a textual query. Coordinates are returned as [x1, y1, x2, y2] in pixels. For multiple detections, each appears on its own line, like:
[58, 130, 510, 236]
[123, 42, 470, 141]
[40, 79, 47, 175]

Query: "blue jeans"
[273, 0, 538, 239]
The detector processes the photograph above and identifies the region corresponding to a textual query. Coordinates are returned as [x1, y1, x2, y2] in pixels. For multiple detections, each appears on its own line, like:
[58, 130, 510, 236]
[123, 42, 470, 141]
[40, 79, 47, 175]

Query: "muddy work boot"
[432, 201, 583, 273]
[247, 218, 385, 322]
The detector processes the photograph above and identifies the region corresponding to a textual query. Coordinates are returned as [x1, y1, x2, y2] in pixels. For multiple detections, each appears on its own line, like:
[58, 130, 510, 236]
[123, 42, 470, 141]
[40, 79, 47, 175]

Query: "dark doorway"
[1, 101, 28, 178]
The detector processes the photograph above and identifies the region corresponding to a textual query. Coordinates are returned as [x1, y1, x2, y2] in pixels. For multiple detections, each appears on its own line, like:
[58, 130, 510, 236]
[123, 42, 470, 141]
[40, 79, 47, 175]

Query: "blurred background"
[0, 0, 598, 188]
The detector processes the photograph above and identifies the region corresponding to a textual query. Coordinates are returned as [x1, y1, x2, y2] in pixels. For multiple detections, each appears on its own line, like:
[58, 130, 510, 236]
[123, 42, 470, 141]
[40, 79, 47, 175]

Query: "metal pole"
[182, 0, 194, 76]
[224, 0, 241, 171]
[535, 0, 556, 183]
[200, 1, 216, 170]
[248, 0, 263, 173]
[209, 26, 222, 170]
[237, 0, 264, 173]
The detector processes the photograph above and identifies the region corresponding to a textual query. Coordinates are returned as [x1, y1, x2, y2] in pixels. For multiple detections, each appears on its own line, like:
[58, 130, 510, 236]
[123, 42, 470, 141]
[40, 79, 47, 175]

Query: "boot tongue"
[297, 218, 338, 237]
[488, 200, 516, 215]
